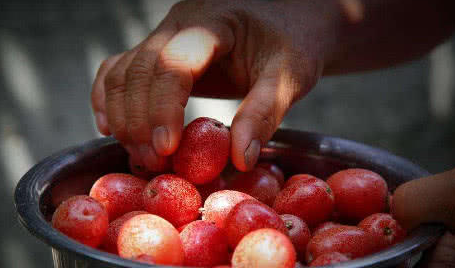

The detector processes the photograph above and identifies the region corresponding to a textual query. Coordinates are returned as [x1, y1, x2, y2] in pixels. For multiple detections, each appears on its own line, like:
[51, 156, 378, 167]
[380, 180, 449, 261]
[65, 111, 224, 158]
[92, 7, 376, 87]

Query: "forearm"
[323, 0, 455, 75]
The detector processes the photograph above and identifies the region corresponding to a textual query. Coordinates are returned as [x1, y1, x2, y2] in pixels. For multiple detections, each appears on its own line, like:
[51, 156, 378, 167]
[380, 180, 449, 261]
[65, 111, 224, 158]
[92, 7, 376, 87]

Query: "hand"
[91, 0, 340, 172]
[393, 169, 455, 268]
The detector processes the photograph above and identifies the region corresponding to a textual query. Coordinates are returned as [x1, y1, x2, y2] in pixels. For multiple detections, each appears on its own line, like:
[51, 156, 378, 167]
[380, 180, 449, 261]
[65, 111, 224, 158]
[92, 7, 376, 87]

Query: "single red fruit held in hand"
[52, 195, 108, 248]
[327, 168, 388, 222]
[180, 220, 229, 266]
[230, 168, 281, 206]
[89, 173, 147, 221]
[142, 174, 201, 227]
[232, 228, 296, 268]
[306, 226, 380, 263]
[309, 252, 350, 267]
[118, 214, 184, 265]
[358, 213, 406, 249]
[102, 211, 149, 254]
[197, 176, 228, 202]
[225, 200, 287, 248]
[312, 221, 341, 237]
[173, 117, 230, 185]
[280, 214, 311, 261]
[273, 178, 334, 227]
[257, 162, 285, 188]
[134, 254, 156, 265]
[283, 174, 319, 189]
[202, 190, 255, 229]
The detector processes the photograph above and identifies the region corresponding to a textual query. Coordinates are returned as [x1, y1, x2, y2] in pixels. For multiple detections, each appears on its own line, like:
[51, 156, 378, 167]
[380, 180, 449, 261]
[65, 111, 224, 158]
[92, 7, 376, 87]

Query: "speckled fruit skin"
[280, 214, 311, 261]
[52, 195, 109, 248]
[273, 178, 334, 227]
[230, 168, 281, 206]
[142, 174, 201, 227]
[306, 226, 380, 263]
[180, 220, 229, 266]
[173, 117, 230, 185]
[257, 162, 285, 188]
[197, 176, 228, 202]
[309, 252, 350, 267]
[283, 174, 320, 189]
[89, 173, 148, 221]
[311, 221, 341, 237]
[327, 168, 388, 222]
[134, 254, 156, 264]
[358, 213, 406, 249]
[102, 211, 149, 254]
[232, 228, 296, 268]
[117, 214, 184, 265]
[202, 190, 255, 229]
[225, 200, 287, 249]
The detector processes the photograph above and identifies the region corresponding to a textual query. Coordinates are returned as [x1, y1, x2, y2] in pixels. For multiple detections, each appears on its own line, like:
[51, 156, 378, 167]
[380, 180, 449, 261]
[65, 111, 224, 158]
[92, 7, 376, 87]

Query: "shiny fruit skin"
[197, 176, 228, 202]
[117, 214, 184, 265]
[102, 211, 148, 254]
[52, 195, 109, 248]
[327, 168, 388, 222]
[309, 252, 350, 266]
[173, 117, 230, 185]
[273, 178, 334, 227]
[306, 226, 380, 263]
[180, 220, 229, 266]
[257, 162, 285, 188]
[311, 221, 341, 237]
[89, 173, 147, 221]
[202, 190, 255, 229]
[281, 214, 311, 261]
[225, 200, 287, 248]
[283, 174, 320, 189]
[358, 213, 406, 248]
[142, 174, 201, 227]
[232, 228, 296, 268]
[230, 168, 281, 206]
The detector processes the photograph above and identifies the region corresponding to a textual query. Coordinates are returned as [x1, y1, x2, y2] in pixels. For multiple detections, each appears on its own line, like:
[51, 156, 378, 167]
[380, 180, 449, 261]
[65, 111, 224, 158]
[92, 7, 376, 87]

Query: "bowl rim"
[14, 129, 445, 268]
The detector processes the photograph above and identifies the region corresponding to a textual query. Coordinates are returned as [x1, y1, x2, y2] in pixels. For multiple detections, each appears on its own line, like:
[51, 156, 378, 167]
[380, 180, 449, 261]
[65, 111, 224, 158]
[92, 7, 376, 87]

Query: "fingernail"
[152, 126, 170, 155]
[244, 139, 261, 171]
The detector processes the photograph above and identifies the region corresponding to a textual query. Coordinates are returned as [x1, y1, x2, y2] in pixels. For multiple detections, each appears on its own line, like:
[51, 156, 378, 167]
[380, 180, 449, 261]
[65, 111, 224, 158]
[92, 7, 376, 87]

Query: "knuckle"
[104, 71, 126, 94]
[127, 117, 150, 142]
[126, 58, 151, 85]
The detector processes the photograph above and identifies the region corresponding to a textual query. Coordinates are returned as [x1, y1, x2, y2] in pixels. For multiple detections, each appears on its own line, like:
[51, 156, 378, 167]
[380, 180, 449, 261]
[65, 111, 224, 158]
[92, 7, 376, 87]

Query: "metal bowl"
[14, 129, 444, 268]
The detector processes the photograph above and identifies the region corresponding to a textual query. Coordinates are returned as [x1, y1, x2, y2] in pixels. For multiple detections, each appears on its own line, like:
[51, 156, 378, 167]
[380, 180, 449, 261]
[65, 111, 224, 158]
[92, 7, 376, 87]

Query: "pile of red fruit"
[51, 117, 406, 267]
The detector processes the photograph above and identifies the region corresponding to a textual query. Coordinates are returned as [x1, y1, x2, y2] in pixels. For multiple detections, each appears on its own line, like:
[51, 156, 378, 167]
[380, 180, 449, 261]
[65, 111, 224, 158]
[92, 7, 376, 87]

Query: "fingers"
[419, 232, 455, 268]
[392, 169, 455, 231]
[230, 55, 312, 172]
[91, 53, 124, 135]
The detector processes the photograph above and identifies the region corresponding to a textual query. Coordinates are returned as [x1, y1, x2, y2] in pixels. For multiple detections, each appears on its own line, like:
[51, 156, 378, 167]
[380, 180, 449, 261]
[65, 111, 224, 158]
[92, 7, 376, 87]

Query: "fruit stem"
[198, 207, 205, 214]
[148, 189, 157, 198]
[285, 220, 293, 230]
[384, 227, 393, 236]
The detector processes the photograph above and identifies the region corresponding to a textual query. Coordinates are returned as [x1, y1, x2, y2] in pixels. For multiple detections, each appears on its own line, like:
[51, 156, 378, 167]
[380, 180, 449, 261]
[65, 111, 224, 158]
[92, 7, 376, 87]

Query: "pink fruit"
[281, 214, 311, 261]
[257, 162, 285, 188]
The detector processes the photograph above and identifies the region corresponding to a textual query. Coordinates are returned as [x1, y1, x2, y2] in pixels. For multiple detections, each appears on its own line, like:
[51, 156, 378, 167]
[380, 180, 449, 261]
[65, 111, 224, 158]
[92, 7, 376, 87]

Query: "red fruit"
[309, 252, 350, 266]
[129, 150, 172, 174]
[180, 220, 229, 266]
[273, 178, 334, 227]
[281, 214, 311, 260]
[225, 200, 287, 248]
[306, 226, 380, 263]
[89, 173, 147, 221]
[257, 162, 285, 188]
[358, 213, 406, 248]
[283, 174, 320, 189]
[128, 156, 156, 179]
[230, 168, 281, 206]
[202, 190, 255, 229]
[327, 168, 388, 222]
[232, 228, 296, 268]
[312, 221, 341, 237]
[173, 117, 230, 184]
[52, 195, 108, 248]
[134, 254, 156, 264]
[118, 214, 184, 265]
[177, 222, 191, 233]
[51, 173, 98, 208]
[197, 176, 228, 202]
[142, 174, 201, 227]
[213, 266, 231, 268]
[102, 211, 149, 254]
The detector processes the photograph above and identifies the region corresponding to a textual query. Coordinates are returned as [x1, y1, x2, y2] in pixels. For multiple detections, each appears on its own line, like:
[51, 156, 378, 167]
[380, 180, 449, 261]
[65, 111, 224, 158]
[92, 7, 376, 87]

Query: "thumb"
[392, 169, 455, 231]
[230, 55, 317, 172]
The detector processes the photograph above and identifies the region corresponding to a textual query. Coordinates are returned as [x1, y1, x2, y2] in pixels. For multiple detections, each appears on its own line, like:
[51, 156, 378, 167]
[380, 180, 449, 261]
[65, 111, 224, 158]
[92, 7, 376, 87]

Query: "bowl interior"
[15, 130, 444, 268]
